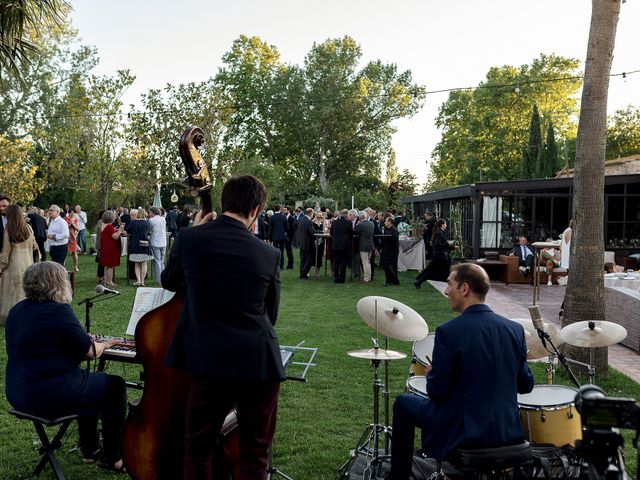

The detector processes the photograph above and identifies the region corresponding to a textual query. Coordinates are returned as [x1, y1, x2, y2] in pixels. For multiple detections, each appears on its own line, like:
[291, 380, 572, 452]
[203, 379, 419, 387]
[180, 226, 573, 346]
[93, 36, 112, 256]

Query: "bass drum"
[518, 385, 582, 447]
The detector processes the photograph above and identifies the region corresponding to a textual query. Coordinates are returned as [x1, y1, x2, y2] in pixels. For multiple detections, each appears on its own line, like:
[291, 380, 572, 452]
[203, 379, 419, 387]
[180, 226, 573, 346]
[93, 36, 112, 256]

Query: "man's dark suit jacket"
[423, 304, 534, 461]
[294, 215, 315, 252]
[255, 214, 267, 240]
[268, 212, 288, 242]
[27, 213, 47, 239]
[354, 220, 374, 252]
[285, 215, 296, 243]
[330, 217, 352, 251]
[176, 212, 190, 230]
[513, 243, 534, 262]
[0, 217, 4, 252]
[162, 214, 285, 382]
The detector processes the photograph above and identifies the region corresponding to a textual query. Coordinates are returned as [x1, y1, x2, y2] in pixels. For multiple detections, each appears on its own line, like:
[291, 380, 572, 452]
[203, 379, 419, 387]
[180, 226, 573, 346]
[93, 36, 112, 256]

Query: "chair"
[438, 441, 533, 479]
[9, 408, 79, 480]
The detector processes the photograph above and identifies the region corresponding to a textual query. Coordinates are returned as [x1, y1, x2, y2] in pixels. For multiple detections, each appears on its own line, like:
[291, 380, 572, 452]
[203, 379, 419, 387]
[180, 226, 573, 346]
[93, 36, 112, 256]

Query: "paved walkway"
[428, 280, 640, 383]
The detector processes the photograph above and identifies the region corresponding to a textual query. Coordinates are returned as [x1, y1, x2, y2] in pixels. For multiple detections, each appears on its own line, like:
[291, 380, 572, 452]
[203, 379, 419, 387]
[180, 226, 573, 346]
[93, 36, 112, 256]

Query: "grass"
[0, 253, 639, 479]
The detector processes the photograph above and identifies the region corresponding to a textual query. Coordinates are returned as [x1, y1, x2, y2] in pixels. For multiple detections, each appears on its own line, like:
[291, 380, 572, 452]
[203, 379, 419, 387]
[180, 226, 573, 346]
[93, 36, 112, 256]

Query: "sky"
[69, 0, 640, 185]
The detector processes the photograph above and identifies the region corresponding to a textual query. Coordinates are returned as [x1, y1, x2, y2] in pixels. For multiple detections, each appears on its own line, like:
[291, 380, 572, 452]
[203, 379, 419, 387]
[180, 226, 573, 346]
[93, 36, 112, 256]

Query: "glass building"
[402, 173, 640, 259]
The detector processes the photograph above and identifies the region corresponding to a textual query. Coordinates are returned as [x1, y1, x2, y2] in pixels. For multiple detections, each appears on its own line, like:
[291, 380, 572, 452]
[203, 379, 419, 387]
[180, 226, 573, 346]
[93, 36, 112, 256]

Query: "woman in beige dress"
[0, 204, 39, 324]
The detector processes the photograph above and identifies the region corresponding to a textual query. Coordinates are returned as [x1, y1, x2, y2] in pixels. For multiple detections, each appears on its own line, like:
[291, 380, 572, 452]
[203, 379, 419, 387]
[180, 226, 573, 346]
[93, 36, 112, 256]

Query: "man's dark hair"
[221, 175, 268, 217]
[0, 193, 11, 202]
[451, 263, 490, 301]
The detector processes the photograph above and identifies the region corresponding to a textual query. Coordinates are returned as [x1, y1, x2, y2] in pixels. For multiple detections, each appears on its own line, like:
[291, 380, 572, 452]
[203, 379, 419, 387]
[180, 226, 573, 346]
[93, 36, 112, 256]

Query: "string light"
[21, 68, 640, 122]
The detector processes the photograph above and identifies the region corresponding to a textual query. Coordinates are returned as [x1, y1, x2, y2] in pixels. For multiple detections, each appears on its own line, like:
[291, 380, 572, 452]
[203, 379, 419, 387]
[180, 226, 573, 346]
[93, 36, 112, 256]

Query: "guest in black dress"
[380, 217, 400, 286]
[5, 261, 127, 472]
[312, 212, 326, 275]
[414, 219, 455, 287]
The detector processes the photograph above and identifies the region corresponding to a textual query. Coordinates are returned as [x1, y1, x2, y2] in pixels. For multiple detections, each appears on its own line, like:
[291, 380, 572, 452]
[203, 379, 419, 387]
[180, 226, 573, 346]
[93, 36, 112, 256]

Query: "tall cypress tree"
[521, 104, 542, 178]
[544, 122, 559, 177]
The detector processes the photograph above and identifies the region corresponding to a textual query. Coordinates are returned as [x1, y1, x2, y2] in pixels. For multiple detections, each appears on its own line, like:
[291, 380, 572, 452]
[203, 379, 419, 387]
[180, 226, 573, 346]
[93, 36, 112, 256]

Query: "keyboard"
[95, 335, 137, 359]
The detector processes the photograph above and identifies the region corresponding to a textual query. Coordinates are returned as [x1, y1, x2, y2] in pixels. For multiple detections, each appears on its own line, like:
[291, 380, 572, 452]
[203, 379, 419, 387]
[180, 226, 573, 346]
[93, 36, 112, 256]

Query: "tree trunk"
[562, 0, 620, 376]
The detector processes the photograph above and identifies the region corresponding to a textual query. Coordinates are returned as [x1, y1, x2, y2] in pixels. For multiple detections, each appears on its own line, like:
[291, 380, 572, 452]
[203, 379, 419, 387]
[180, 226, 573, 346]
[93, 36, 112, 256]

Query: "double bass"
[122, 127, 239, 479]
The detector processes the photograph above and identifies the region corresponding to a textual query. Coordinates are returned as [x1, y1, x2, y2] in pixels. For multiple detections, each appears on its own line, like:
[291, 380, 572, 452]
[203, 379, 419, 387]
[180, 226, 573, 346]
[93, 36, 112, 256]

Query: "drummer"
[389, 263, 534, 479]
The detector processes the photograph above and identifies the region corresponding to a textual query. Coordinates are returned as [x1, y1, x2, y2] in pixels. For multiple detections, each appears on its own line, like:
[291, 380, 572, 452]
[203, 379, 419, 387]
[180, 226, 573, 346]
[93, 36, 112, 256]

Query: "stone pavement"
[427, 280, 640, 383]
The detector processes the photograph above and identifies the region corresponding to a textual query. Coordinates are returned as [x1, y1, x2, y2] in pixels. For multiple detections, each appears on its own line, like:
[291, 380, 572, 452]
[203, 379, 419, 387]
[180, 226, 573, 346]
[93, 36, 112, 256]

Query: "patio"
[428, 281, 640, 382]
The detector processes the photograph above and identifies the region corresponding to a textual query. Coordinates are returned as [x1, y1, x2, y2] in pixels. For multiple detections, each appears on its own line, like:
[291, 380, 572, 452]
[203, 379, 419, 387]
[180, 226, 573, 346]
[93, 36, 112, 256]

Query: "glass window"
[607, 197, 624, 222]
[626, 197, 640, 222]
[534, 198, 552, 241]
[606, 223, 624, 248]
[605, 184, 624, 194]
[553, 197, 571, 239]
[501, 197, 512, 222]
[626, 182, 640, 194]
[513, 197, 532, 226]
[627, 223, 640, 248]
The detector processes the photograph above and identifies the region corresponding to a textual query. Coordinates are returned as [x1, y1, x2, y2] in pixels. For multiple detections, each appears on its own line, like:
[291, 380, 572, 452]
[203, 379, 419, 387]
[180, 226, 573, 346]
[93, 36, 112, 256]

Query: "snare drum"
[518, 385, 582, 447]
[410, 333, 435, 376]
[406, 376, 428, 399]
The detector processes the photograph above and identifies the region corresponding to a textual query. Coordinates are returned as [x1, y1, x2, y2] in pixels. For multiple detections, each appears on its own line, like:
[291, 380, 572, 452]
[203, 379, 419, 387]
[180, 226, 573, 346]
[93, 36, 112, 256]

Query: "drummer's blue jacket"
[423, 304, 534, 461]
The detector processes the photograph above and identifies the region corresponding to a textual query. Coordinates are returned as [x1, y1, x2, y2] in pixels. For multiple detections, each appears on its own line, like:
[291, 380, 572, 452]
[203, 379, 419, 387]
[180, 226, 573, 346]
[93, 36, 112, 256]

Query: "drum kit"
[511, 311, 628, 449]
[340, 294, 630, 479]
[340, 296, 428, 480]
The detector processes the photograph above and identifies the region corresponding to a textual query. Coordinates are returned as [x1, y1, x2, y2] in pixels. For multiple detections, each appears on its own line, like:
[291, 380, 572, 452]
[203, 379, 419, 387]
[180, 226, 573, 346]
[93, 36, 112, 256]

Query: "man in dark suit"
[27, 207, 47, 261]
[423, 210, 437, 260]
[354, 211, 374, 283]
[330, 209, 353, 283]
[511, 235, 535, 278]
[253, 210, 268, 240]
[294, 208, 316, 279]
[176, 207, 191, 231]
[0, 193, 10, 253]
[268, 205, 288, 269]
[283, 206, 295, 269]
[390, 263, 534, 479]
[162, 175, 285, 479]
[166, 207, 179, 238]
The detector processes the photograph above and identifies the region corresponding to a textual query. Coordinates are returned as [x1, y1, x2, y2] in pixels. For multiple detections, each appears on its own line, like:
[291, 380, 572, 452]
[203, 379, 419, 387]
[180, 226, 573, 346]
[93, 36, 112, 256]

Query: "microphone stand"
[537, 329, 581, 388]
[77, 291, 119, 370]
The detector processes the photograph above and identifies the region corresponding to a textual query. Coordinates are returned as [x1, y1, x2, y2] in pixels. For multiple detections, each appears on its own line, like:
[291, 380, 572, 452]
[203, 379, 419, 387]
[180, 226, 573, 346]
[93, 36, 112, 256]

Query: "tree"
[606, 105, 640, 159]
[523, 104, 542, 178]
[543, 122, 560, 177]
[0, 135, 44, 201]
[563, 0, 621, 375]
[0, 0, 68, 80]
[214, 35, 424, 204]
[430, 54, 582, 188]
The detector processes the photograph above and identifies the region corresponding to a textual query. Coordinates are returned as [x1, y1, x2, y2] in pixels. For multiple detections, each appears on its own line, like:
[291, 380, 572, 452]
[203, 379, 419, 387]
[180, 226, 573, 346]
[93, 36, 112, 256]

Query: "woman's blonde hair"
[137, 208, 147, 219]
[23, 262, 73, 304]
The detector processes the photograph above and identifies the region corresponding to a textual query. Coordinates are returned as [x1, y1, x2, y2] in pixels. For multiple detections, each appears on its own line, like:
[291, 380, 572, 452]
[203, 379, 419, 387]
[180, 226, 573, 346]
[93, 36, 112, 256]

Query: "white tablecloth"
[397, 238, 425, 272]
[604, 274, 640, 291]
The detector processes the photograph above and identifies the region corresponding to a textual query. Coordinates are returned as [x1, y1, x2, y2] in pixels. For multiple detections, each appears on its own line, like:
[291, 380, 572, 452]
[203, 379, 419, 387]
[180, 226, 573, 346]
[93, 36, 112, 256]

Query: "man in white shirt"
[74, 205, 88, 254]
[46, 204, 69, 265]
[148, 207, 167, 284]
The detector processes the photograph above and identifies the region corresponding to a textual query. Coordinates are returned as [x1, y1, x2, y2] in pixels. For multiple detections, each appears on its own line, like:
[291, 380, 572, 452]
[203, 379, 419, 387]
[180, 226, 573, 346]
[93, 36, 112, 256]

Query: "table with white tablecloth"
[604, 273, 640, 291]
[397, 237, 425, 272]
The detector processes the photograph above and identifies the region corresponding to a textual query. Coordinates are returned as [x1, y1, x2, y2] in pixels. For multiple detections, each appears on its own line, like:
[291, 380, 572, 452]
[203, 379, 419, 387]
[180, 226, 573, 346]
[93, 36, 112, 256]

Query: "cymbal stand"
[564, 349, 596, 385]
[267, 441, 293, 480]
[383, 336, 391, 455]
[536, 329, 581, 388]
[340, 300, 392, 479]
[546, 353, 557, 385]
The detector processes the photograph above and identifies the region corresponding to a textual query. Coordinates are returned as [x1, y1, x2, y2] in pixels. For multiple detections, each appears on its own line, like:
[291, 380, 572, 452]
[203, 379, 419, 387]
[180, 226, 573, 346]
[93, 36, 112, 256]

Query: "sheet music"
[126, 287, 175, 336]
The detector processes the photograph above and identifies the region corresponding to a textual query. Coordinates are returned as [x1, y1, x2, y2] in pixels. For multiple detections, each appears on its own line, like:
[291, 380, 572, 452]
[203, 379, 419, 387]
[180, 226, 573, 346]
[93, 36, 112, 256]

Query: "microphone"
[95, 284, 120, 295]
[528, 305, 547, 348]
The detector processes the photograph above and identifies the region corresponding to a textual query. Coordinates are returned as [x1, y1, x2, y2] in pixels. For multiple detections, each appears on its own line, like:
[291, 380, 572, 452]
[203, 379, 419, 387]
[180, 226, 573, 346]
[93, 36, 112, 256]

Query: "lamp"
[171, 189, 178, 203]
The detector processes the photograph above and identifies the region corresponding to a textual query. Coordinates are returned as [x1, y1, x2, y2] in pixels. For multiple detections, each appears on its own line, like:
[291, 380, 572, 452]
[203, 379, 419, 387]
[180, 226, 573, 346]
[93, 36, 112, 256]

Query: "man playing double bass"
[162, 175, 285, 479]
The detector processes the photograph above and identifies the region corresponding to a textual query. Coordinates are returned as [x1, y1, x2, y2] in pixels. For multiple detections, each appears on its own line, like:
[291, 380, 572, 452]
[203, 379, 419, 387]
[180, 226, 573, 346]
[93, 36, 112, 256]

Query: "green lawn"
[0, 254, 638, 479]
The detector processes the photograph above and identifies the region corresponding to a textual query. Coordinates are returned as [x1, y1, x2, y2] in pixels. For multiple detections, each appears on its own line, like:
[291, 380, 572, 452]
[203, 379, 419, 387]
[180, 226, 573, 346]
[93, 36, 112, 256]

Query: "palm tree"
[0, 0, 68, 80]
[562, 0, 621, 374]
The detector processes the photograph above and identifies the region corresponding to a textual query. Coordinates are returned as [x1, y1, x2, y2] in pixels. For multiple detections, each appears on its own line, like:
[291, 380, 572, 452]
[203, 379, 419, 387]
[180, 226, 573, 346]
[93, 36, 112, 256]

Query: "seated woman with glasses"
[4, 262, 127, 472]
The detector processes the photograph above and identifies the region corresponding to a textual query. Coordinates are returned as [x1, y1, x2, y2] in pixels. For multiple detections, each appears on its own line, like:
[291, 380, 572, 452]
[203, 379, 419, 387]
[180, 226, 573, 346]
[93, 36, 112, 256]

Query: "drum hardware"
[559, 320, 628, 385]
[341, 298, 425, 480]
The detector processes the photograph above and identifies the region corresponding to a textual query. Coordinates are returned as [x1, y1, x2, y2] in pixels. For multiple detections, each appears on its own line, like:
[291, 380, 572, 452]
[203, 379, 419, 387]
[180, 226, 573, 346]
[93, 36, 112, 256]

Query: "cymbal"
[356, 296, 428, 341]
[509, 318, 562, 360]
[560, 321, 627, 348]
[347, 348, 407, 361]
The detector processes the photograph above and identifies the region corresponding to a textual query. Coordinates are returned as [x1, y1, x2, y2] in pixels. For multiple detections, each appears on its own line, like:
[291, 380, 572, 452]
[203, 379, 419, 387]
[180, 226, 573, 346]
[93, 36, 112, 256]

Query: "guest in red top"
[98, 211, 123, 288]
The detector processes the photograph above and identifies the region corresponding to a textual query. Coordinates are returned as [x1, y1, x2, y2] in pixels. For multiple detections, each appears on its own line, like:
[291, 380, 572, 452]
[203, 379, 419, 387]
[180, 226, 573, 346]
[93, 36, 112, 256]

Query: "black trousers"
[49, 244, 67, 265]
[184, 375, 280, 480]
[35, 236, 46, 262]
[272, 240, 285, 268]
[383, 262, 399, 285]
[519, 254, 535, 269]
[332, 249, 348, 283]
[285, 239, 294, 268]
[299, 249, 313, 278]
[77, 374, 127, 464]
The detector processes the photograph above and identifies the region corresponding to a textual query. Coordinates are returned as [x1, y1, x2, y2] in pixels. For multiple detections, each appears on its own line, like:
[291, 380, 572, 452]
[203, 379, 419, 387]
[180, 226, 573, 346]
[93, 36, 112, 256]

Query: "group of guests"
[0, 195, 89, 324]
[255, 205, 407, 287]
